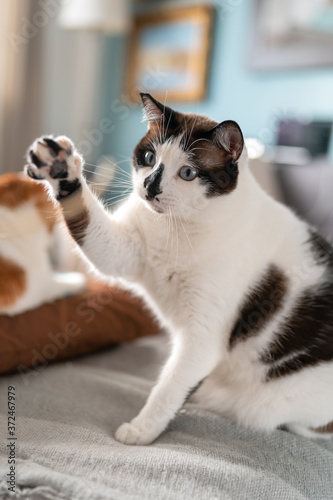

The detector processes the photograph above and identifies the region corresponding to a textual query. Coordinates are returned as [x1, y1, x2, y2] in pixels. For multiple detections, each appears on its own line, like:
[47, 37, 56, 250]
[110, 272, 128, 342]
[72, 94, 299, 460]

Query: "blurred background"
[1, 0, 333, 238]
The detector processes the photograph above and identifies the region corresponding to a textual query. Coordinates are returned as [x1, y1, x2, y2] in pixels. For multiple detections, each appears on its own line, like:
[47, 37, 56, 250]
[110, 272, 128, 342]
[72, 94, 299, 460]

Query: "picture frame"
[126, 5, 214, 102]
[249, 0, 333, 70]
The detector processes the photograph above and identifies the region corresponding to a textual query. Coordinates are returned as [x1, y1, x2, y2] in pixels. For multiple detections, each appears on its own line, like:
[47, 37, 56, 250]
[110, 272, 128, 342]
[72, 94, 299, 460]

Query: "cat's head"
[132, 93, 245, 218]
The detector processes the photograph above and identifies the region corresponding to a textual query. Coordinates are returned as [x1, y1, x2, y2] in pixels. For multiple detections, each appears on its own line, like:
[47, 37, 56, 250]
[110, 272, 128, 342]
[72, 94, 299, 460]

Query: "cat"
[0, 173, 86, 316]
[25, 94, 333, 444]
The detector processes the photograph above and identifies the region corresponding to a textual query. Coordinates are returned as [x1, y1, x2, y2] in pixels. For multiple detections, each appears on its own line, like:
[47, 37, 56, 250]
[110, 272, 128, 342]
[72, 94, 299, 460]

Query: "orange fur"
[0, 173, 61, 310]
[0, 173, 60, 231]
[0, 255, 26, 307]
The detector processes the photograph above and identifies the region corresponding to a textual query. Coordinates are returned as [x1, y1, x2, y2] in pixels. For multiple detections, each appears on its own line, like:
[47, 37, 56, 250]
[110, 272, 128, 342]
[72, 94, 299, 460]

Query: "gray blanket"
[0, 334, 332, 500]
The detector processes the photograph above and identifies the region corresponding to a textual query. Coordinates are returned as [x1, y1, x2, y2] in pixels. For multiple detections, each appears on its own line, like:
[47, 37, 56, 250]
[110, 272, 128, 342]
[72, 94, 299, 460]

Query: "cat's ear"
[209, 120, 244, 161]
[140, 93, 173, 130]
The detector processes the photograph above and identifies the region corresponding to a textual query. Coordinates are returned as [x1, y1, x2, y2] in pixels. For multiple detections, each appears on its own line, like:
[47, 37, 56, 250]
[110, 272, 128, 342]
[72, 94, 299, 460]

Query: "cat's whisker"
[104, 186, 132, 197]
[109, 178, 133, 185]
[114, 170, 132, 180]
[105, 152, 131, 161]
[163, 93, 173, 143]
[109, 179, 133, 186]
[85, 174, 122, 184]
[105, 189, 132, 199]
[178, 206, 198, 264]
[104, 199, 129, 210]
[171, 211, 179, 267]
[104, 191, 132, 203]
[104, 193, 132, 203]
[164, 115, 170, 143]
[185, 115, 199, 151]
[147, 137, 157, 152]
[189, 147, 210, 153]
[84, 167, 112, 176]
[109, 186, 132, 193]
[103, 166, 133, 180]
[165, 208, 169, 248]
[165, 207, 171, 254]
[182, 116, 188, 150]
[84, 169, 116, 181]
[85, 163, 131, 179]
[83, 162, 131, 176]
[166, 207, 174, 261]
[188, 138, 211, 152]
[84, 162, 99, 168]
[168, 210, 175, 264]
[162, 101, 166, 143]
[100, 155, 133, 175]
[169, 211, 175, 264]
[159, 120, 163, 145]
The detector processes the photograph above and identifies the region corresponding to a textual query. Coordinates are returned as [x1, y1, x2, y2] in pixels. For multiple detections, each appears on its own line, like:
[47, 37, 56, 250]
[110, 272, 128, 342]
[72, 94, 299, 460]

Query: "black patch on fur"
[133, 118, 177, 171]
[43, 137, 62, 156]
[134, 146, 154, 171]
[198, 159, 239, 197]
[307, 230, 333, 265]
[26, 166, 44, 180]
[263, 285, 333, 379]
[66, 207, 90, 246]
[229, 265, 288, 347]
[140, 92, 175, 125]
[56, 179, 81, 200]
[29, 150, 46, 169]
[263, 229, 333, 379]
[144, 164, 164, 201]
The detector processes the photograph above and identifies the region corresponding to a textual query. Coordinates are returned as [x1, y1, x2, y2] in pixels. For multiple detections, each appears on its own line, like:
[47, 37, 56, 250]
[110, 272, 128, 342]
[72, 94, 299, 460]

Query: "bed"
[1, 332, 332, 500]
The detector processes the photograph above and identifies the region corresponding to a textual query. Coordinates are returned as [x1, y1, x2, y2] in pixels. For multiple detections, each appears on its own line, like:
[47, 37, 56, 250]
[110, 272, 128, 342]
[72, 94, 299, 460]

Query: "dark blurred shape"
[273, 118, 333, 240]
[277, 120, 332, 159]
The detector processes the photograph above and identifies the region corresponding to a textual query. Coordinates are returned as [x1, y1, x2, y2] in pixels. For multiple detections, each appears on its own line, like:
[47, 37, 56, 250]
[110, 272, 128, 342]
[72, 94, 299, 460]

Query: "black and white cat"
[25, 93, 333, 444]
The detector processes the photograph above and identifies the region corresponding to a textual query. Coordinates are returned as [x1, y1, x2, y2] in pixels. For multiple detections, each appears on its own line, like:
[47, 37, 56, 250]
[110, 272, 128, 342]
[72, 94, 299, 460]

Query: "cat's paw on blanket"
[25, 136, 83, 199]
[115, 420, 161, 446]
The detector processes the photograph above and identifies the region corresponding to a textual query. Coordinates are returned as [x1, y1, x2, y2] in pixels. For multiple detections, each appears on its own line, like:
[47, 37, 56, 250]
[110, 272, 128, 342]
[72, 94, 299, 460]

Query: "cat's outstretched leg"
[115, 328, 221, 445]
[25, 136, 143, 279]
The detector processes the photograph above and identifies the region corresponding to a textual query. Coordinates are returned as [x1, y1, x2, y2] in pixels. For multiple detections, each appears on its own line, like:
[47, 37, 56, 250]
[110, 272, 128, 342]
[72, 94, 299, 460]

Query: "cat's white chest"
[142, 222, 199, 315]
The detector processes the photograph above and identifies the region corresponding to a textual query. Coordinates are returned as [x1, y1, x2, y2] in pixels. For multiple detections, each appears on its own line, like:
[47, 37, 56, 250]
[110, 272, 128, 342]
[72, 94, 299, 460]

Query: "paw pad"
[25, 135, 83, 182]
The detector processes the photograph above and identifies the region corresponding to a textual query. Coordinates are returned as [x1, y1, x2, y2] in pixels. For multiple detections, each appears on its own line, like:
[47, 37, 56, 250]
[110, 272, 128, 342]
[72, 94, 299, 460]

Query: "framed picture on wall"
[249, 0, 333, 70]
[126, 5, 214, 102]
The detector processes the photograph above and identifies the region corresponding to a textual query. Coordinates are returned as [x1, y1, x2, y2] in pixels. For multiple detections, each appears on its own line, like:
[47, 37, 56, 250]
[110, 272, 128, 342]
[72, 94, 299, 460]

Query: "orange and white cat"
[0, 173, 85, 316]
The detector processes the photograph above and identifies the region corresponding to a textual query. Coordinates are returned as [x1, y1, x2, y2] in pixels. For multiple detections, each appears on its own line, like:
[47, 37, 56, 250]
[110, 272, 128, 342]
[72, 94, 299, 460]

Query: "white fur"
[28, 135, 333, 445]
[0, 202, 86, 316]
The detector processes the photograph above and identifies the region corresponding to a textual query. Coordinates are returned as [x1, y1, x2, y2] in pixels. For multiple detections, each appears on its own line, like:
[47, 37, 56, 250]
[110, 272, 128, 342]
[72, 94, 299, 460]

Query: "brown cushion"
[315, 422, 333, 434]
[0, 281, 159, 376]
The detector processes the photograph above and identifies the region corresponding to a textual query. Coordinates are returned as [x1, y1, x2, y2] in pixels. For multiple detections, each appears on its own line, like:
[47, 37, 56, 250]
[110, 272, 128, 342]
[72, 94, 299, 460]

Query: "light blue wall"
[100, 0, 333, 168]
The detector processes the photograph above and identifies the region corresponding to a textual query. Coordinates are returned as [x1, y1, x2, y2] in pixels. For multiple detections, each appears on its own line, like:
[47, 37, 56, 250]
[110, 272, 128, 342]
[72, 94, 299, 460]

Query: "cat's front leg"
[25, 136, 143, 278]
[115, 331, 221, 445]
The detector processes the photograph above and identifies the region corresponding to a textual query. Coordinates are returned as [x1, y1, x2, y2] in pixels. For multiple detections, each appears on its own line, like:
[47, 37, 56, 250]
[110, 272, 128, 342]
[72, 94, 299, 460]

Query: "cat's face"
[132, 93, 244, 219]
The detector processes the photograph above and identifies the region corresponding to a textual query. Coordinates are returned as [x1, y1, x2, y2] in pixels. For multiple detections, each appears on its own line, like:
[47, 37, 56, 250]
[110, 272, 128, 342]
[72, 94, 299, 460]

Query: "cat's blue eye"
[144, 151, 156, 167]
[179, 166, 198, 181]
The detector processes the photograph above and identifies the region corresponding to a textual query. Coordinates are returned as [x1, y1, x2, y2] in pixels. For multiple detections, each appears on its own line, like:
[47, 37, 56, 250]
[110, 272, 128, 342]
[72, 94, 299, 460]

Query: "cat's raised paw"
[25, 135, 84, 198]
